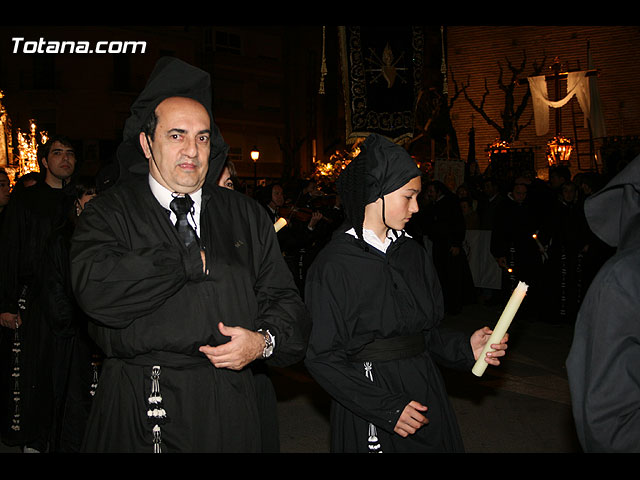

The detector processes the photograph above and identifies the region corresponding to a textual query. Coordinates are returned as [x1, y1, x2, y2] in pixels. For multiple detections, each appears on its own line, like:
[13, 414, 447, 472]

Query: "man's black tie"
[169, 194, 198, 247]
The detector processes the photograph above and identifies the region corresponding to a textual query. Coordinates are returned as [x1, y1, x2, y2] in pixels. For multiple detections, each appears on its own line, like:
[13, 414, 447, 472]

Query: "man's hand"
[0, 312, 20, 329]
[200, 250, 207, 274]
[198, 322, 264, 370]
[394, 401, 429, 437]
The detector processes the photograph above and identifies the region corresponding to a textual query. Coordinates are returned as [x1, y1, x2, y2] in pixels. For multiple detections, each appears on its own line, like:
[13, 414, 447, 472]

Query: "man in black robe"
[566, 155, 640, 453]
[70, 57, 310, 453]
[420, 180, 474, 314]
[490, 182, 544, 317]
[0, 136, 77, 452]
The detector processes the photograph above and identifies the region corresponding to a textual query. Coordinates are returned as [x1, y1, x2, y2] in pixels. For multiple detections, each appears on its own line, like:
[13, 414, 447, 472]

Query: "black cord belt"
[348, 334, 426, 362]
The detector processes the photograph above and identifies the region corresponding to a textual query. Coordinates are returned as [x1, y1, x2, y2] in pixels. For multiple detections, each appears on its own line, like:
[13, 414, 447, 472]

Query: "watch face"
[261, 329, 274, 358]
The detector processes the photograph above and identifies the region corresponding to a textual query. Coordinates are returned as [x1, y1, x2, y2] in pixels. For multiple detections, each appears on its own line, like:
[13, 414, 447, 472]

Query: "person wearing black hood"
[566, 155, 640, 453]
[69, 57, 310, 453]
[0, 135, 78, 452]
[304, 134, 508, 453]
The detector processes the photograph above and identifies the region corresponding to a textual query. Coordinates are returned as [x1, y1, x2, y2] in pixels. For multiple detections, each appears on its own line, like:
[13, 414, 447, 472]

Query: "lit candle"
[274, 217, 287, 232]
[472, 281, 528, 377]
[532, 232, 548, 261]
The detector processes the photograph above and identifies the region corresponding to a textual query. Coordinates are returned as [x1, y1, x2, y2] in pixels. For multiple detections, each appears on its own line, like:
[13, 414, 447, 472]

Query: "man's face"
[271, 185, 284, 207]
[0, 174, 10, 207]
[513, 184, 527, 203]
[43, 141, 76, 182]
[141, 97, 211, 194]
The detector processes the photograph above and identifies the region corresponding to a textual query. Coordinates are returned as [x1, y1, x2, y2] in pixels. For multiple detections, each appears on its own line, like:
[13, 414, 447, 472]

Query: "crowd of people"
[0, 56, 632, 454]
[242, 161, 616, 330]
[0, 133, 620, 454]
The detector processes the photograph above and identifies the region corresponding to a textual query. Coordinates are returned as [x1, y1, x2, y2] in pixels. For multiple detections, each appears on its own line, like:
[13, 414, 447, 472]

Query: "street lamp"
[251, 146, 260, 186]
[546, 135, 573, 167]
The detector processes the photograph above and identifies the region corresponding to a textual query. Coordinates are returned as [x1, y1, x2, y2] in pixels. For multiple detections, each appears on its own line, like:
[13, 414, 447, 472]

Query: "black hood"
[116, 56, 228, 186]
[585, 154, 640, 250]
[336, 133, 422, 240]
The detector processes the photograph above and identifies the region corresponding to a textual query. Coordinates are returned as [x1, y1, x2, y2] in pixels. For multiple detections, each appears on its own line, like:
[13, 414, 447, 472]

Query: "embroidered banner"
[339, 26, 424, 144]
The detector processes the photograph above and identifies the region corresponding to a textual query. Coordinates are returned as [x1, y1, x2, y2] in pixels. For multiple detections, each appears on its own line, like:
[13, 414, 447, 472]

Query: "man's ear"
[139, 132, 151, 159]
[41, 156, 49, 170]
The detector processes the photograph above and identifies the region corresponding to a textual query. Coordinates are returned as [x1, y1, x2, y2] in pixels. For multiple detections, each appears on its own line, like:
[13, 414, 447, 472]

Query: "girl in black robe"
[304, 134, 508, 453]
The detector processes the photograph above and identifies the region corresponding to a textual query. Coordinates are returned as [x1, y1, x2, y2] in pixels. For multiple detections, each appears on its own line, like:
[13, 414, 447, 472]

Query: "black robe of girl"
[305, 230, 474, 452]
[304, 134, 475, 453]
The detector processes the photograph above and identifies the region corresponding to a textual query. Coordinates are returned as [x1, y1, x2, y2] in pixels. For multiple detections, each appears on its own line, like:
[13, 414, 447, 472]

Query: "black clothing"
[305, 231, 474, 452]
[541, 198, 590, 323]
[418, 192, 474, 314]
[70, 57, 310, 453]
[305, 135, 473, 453]
[490, 194, 544, 315]
[72, 176, 309, 453]
[0, 182, 74, 448]
[477, 192, 506, 231]
[567, 155, 640, 452]
[42, 219, 102, 452]
[169, 194, 198, 247]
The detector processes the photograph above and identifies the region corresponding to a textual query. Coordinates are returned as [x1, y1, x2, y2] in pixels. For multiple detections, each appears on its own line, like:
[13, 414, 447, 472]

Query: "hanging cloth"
[528, 71, 588, 136]
[588, 48, 607, 139]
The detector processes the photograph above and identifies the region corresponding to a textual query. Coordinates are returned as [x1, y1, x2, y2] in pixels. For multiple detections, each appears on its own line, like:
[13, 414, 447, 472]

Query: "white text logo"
[12, 37, 147, 54]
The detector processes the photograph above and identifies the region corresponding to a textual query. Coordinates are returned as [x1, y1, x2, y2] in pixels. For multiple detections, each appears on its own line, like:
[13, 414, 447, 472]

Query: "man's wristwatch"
[258, 329, 275, 359]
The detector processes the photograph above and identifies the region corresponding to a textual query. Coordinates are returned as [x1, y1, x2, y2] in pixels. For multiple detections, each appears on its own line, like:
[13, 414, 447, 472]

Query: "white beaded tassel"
[11, 287, 27, 432]
[147, 366, 167, 453]
[364, 362, 383, 453]
[89, 356, 100, 397]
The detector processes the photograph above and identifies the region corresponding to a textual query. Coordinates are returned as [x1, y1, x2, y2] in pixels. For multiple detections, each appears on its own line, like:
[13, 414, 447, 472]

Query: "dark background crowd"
[0, 136, 616, 452]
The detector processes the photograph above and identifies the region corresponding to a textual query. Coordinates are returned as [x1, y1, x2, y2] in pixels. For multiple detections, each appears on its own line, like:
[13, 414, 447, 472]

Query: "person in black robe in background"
[257, 182, 322, 295]
[41, 177, 102, 452]
[540, 181, 590, 324]
[490, 182, 545, 318]
[412, 180, 474, 314]
[70, 57, 310, 453]
[566, 154, 640, 452]
[0, 136, 77, 453]
[304, 133, 508, 453]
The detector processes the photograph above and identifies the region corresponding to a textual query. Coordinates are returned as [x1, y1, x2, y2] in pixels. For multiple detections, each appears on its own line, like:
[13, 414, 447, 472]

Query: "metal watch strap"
[258, 329, 274, 358]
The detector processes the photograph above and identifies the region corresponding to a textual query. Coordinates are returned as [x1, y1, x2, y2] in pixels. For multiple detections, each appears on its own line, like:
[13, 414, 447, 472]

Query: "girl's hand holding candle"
[471, 281, 528, 377]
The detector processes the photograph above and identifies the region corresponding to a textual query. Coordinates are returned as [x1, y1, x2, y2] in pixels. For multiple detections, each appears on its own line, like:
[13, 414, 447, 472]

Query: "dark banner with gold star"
[339, 26, 424, 144]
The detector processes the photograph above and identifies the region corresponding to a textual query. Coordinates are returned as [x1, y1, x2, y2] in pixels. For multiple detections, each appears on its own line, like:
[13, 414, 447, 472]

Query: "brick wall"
[446, 25, 640, 178]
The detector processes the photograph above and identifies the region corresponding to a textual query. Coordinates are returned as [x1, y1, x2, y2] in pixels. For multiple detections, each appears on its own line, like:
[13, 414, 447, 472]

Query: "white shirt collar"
[345, 227, 409, 253]
[148, 174, 202, 232]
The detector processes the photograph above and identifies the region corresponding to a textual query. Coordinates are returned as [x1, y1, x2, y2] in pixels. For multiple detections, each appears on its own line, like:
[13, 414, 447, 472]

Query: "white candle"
[274, 217, 287, 232]
[472, 281, 528, 377]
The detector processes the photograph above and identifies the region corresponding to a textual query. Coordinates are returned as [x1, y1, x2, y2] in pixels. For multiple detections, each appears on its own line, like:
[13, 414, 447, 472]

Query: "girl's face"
[365, 176, 421, 232]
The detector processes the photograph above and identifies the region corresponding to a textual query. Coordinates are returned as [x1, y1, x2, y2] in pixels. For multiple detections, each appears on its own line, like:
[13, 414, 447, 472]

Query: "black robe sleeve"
[42, 225, 77, 337]
[250, 205, 312, 367]
[70, 198, 204, 329]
